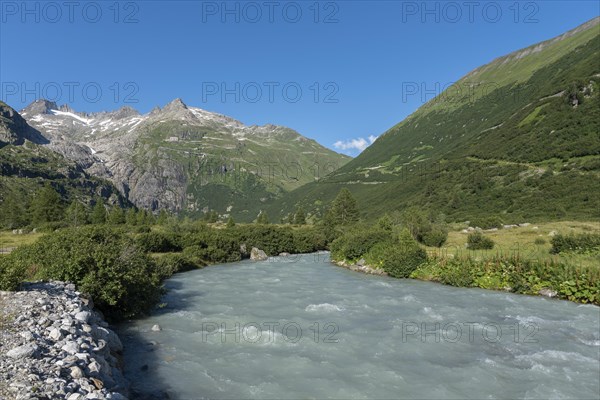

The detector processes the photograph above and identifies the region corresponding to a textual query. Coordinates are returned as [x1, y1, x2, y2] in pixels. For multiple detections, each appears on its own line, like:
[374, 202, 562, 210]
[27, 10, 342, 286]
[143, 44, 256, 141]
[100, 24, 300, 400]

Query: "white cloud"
[333, 135, 378, 152]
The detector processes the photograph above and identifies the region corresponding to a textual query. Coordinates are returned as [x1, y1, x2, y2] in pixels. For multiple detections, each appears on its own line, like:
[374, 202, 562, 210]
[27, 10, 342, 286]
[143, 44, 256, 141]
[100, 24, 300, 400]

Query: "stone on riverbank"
[250, 247, 268, 261]
[0, 281, 129, 399]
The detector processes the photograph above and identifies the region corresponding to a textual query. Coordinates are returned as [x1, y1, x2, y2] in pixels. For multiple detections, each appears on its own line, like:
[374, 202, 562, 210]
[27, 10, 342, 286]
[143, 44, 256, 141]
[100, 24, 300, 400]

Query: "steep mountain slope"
[270, 17, 600, 222]
[0, 101, 130, 228]
[21, 99, 350, 221]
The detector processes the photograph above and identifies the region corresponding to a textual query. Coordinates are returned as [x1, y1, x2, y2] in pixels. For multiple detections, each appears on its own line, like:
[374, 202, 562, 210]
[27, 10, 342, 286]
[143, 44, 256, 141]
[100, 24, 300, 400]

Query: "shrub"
[0, 255, 27, 291]
[292, 229, 327, 254]
[410, 256, 600, 305]
[467, 232, 495, 250]
[37, 221, 69, 233]
[421, 226, 448, 247]
[330, 228, 392, 261]
[437, 258, 476, 287]
[550, 233, 600, 254]
[470, 216, 504, 229]
[5, 226, 162, 320]
[155, 253, 201, 279]
[136, 231, 182, 253]
[534, 237, 546, 245]
[365, 230, 427, 278]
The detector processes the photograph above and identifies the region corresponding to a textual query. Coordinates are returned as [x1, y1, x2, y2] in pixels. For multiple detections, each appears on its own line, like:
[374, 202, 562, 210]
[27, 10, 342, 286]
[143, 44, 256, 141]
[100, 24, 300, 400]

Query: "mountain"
[0, 101, 130, 228]
[21, 99, 350, 221]
[269, 17, 600, 222]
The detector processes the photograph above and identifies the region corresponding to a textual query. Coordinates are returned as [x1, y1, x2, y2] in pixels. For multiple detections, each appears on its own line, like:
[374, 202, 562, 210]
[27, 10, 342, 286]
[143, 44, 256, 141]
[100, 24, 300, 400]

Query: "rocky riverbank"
[334, 259, 388, 276]
[0, 281, 129, 400]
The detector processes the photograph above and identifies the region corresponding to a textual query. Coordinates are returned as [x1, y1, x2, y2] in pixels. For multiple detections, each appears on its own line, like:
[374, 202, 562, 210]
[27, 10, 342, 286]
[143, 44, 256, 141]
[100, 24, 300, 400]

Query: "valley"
[0, 9, 598, 400]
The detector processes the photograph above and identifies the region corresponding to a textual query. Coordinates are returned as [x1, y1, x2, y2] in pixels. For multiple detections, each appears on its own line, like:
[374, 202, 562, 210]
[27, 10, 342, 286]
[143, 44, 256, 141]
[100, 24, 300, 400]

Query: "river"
[119, 253, 600, 399]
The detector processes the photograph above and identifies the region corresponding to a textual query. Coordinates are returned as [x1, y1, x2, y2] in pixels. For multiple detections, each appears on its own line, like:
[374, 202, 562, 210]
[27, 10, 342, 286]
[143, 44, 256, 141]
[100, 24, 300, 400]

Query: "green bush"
[467, 232, 495, 250]
[136, 231, 182, 253]
[550, 233, 600, 254]
[410, 256, 600, 305]
[437, 258, 477, 287]
[37, 221, 69, 233]
[330, 228, 392, 261]
[421, 226, 449, 247]
[0, 255, 27, 291]
[470, 216, 504, 229]
[292, 229, 327, 254]
[155, 253, 201, 279]
[534, 237, 546, 245]
[364, 234, 427, 278]
[379, 230, 427, 278]
[5, 226, 162, 320]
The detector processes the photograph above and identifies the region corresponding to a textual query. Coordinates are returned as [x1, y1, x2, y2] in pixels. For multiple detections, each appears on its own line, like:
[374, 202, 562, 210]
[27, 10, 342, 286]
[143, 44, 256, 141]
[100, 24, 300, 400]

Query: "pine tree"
[256, 211, 269, 224]
[330, 188, 359, 226]
[0, 191, 29, 229]
[65, 201, 88, 227]
[294, 207, 306, 225]
[90, 198, 107, 225]
[108, 206, 126, 225]
[136, 209, 152, 226]
[30, 184, 64, 226]
[377, 213, 393, 231]
[126, 208, 138, 226]
[157, 209, 169, 225]
[226, 216, 235, 228]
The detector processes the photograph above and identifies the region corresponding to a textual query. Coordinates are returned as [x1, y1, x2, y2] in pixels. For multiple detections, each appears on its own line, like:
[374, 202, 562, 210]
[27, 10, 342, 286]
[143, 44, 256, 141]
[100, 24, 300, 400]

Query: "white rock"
[6, 344, 38, 359]
[88, 360, 102, 374]
[19, 331, 34, 341]
[250, 247, 268, 261]
[151, 324, 162, 332]
[49, 328, 63, 341]
[94, 326, 123, 352]
[539, 288, 558, 298]
[106, 393, 128, 400]
[74, 311, 92, 323]
[70, 366, 84, 379]
[61, 341, 80, 354]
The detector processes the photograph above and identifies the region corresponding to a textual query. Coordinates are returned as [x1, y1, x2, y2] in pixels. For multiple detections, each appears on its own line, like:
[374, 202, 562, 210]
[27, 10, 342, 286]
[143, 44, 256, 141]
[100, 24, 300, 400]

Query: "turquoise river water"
[119, 253, 600, 399]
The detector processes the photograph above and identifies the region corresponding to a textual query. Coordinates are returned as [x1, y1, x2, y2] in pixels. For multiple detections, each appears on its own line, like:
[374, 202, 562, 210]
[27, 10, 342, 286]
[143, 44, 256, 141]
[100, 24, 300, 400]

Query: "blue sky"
[1, 1, 598, 156]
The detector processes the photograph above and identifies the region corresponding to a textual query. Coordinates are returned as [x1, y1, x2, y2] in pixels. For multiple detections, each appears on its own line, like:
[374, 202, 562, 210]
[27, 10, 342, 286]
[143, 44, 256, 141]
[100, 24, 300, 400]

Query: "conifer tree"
[65, 201, 88, 227]
[90, 198, 107, 225]
[31, 184, 64, 226]
[294, 206, 306, 225]
[329, 188, 359, 226]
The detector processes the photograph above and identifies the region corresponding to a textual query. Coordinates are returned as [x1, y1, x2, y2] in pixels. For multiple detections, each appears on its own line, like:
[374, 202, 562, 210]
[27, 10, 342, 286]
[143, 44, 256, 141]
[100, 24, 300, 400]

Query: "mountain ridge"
[18, 98, 350, 221]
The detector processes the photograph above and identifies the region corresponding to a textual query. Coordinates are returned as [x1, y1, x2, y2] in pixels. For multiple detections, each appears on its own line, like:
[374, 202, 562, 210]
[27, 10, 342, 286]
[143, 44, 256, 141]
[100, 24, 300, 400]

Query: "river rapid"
[119, 253, 600, 399]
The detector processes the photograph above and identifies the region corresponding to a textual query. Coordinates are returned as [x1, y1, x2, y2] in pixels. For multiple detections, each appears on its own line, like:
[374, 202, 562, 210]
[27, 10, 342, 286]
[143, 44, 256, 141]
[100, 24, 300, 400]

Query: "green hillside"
[269, 18, 600, 223]
[130, 118, 350, 221]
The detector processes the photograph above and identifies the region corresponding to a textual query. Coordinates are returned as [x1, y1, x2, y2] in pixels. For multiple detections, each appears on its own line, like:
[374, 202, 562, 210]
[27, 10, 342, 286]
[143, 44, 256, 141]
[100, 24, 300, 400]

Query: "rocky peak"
[109, 106, 141, 120]
[0, 102, 48, 146]
[20, 99, 59, 117]
[163, 98, 188, 112]
[58, 104, 76, 113]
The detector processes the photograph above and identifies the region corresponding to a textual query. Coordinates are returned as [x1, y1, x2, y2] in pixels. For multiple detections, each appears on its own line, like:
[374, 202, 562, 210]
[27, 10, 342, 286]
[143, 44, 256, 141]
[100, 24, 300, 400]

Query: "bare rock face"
[17, 98, 350, 217]
[250, 247, 268, 261]
[0, 101, 49, 146]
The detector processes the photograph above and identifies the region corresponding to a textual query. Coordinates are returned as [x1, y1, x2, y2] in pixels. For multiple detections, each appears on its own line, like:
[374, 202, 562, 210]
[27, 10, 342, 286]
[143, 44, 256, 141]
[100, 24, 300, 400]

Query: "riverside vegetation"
[0, 186, 330, 321]
[1, 186, 598, 320]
